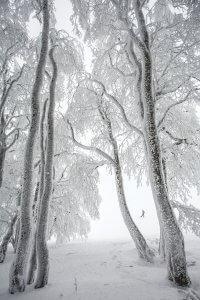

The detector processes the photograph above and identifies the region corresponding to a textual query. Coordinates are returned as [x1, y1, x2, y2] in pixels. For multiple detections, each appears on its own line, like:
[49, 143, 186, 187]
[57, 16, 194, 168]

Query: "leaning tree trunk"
[132, 0, 190, 286]
[114, 161, 154, 262]
[35, 46, 57, 289]
[98, 104, 154, 263]
[27, 100, 48, 285]
[0, 214, 17, 263]
[9, 0, 49, 294]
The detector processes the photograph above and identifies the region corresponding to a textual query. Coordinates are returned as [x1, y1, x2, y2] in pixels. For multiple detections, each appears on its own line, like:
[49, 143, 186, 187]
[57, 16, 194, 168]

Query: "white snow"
[0, 239, 199, 300]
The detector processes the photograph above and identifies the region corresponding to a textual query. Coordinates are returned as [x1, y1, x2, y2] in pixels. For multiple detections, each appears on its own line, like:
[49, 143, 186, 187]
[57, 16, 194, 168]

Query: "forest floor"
[0, 239, 199, 300]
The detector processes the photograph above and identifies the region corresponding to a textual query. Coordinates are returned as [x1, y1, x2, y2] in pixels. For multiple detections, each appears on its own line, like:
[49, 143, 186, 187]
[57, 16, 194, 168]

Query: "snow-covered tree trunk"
[98, 104, 154, 263]
[27, 99, 48, 285]
[159, 228, 166, 261]
[27, 181, 40, 284]
[132, 0, 190, 286]
[114, 161, 154, 262]
[9, 0, 49, 293]
[13, 218, 20, 253]
[0, 114, 6, 188]
[0, 213, 17, 263]
[35, 46, 57, 289]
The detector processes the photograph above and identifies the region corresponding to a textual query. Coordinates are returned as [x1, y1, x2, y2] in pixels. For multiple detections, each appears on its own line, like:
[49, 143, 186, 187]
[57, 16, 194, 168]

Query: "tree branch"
[67, 119, 115, 165]
[157, 89, 199, 128]
[0, 65, 25, 114]
[87, 78, 144, 137]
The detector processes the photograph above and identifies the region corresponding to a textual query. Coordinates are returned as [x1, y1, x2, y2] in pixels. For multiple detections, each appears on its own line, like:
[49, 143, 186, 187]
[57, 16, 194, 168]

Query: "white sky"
[28, 0, 200, 241]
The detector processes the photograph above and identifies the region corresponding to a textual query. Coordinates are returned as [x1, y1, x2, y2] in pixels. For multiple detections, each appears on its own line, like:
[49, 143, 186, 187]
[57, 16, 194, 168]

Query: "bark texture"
[98, 105, 154, 263]
[27, 99, 47, 285]
[0, 214, 17, 263]
[27, 181, 40, 285]
[9, 0, 49, 293]
[13, 218, 20, 253]
[132, 0, 190, 286]
[35, 46, 57, 289]
[0, 114, 6, 188]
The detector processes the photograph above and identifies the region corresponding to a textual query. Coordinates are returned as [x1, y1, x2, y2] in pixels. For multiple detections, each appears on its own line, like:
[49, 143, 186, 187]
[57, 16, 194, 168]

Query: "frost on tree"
[67, 79, 154, 263]
[35, 45, 57, 289]
[71, 0, 192, 286]
[9, 0, 50, 293]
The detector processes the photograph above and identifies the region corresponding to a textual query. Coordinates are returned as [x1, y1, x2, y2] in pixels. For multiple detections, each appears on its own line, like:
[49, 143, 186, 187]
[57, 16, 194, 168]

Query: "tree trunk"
[0, 118, 6, 188]
[27, 100, 48, 285]
[27, 232, 37, 284]
[114, 162, 154, 262]
[9, 0, 49, 294]
[35, 46, 57, 289]
[98, 104, 154, 263]
[13, 218, 20, 253]
[0, 214, 17, 263]
[159, 228, 166, 261]
[133, 0, 190, 287]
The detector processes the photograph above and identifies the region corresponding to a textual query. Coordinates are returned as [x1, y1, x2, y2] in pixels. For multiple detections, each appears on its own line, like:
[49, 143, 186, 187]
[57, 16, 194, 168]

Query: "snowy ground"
[0, 239, 199, 300]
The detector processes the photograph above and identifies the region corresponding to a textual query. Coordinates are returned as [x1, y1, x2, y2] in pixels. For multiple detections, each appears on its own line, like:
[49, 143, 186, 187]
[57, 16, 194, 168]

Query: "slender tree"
[9, 0, 49, 293]
[35, 45, 58, 288]
[67, 88, 154, 262]
[27, 98, 48, 285]
[126, 0, 190, 286]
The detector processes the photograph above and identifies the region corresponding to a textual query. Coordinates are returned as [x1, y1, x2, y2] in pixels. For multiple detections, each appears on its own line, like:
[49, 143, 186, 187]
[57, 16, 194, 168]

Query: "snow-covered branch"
[67, 119, 115, 165]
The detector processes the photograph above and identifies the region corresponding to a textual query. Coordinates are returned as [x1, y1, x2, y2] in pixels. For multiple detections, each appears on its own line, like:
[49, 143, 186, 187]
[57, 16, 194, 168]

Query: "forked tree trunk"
[98, 105, 154, 263]
[9, 0, 49, 294]
[0, 214, 17, 263]
[133, 0, 190, 286]
[35, 46, 57, 289]
[27, 100, 48, 285]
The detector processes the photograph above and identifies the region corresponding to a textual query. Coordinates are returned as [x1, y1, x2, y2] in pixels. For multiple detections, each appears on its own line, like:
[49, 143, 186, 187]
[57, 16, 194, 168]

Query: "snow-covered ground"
[0, 239, 199, 300]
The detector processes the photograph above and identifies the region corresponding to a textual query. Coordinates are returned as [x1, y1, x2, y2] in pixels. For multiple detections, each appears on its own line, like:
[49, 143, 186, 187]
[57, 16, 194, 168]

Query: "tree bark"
[0, 115, 6, 188]
[132, 0, 190, 286]
[27, 181, 40, 285]
[0, 214, 17, 263]
[9, 0, 49, 293]
[27, 99, 47, 285]
[13, 218, 20, 253]
[35, 46, 57, 289]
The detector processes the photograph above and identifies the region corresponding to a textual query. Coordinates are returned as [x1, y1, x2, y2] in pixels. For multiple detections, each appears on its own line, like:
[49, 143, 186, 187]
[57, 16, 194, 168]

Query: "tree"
[35, 45, 57, 289]
[71, 0, 191, 286]
[9, 0, 50, 293]
[67, 79, 154, 263]
[27, 99, 48, 285]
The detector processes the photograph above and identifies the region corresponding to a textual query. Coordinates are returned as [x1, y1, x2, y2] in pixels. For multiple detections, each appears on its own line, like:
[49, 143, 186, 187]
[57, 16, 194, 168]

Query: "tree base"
[9, 273, 25, 294]
[34, 276, 48, 289]
[168, 271, 191, 287]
